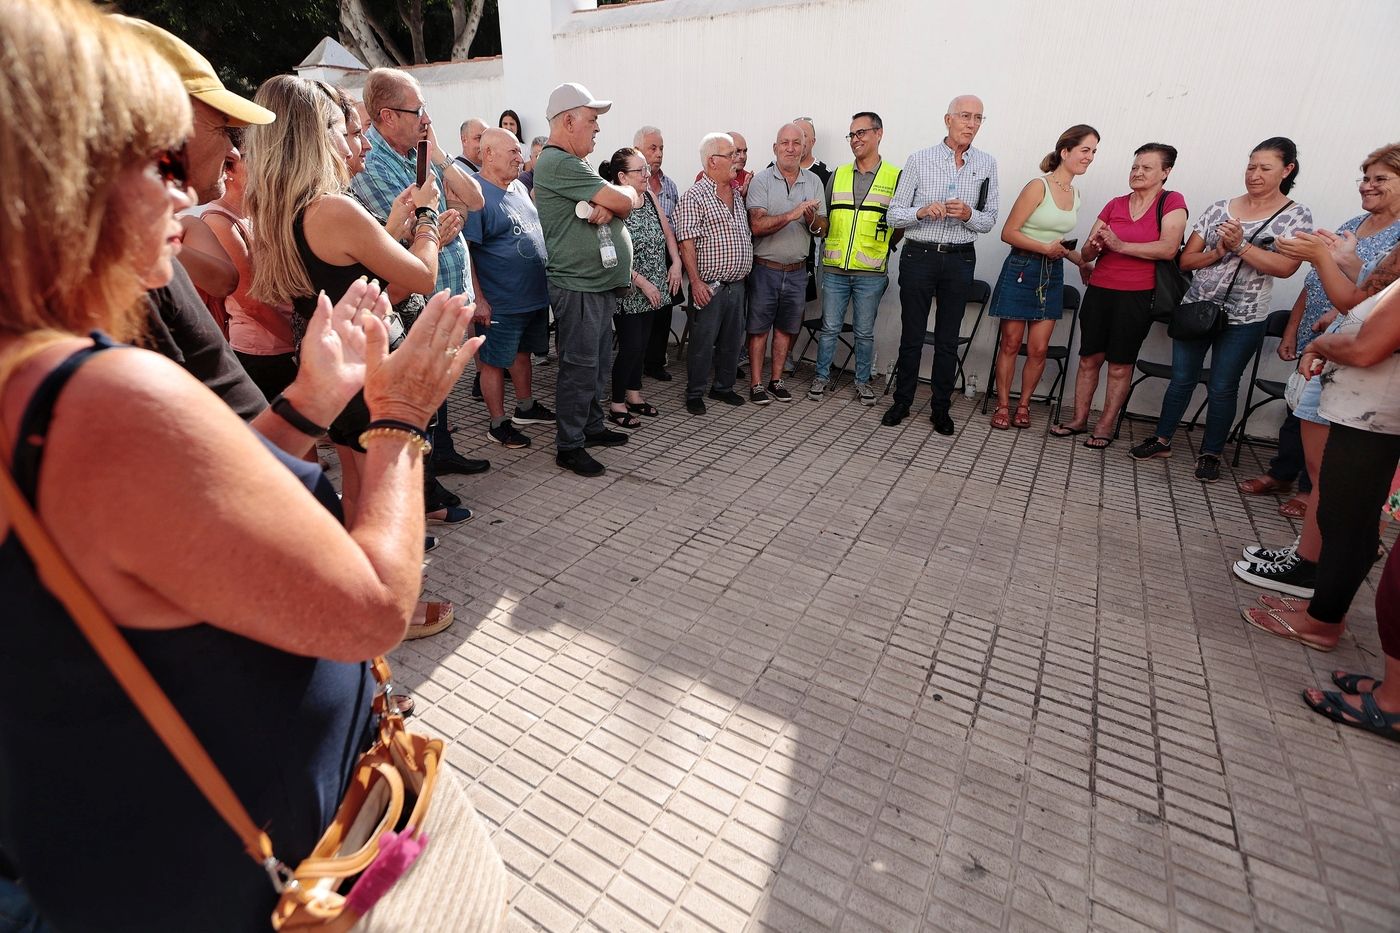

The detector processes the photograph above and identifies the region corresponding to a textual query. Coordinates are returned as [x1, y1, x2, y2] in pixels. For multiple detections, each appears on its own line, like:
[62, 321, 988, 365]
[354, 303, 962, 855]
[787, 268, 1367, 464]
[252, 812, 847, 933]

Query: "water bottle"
[965, 374, 979, 399]
[597, 224, 618, 269]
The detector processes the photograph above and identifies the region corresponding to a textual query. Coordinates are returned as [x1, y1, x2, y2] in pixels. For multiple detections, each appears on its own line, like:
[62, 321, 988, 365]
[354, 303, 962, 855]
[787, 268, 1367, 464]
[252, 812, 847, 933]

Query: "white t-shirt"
[1184, 199, 1314, 324]
[1318, 279, 1400, 434]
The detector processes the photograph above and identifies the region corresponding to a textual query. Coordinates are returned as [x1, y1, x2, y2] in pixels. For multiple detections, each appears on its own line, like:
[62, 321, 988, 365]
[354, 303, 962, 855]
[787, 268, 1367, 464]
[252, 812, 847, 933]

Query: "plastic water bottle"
[965, 374, 979, 399]
[597, 224, 618, 269]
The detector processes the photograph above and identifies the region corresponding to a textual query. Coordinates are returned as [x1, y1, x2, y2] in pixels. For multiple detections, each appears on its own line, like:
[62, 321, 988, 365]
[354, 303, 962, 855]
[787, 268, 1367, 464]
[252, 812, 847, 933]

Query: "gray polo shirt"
[747, 164, 827, 264]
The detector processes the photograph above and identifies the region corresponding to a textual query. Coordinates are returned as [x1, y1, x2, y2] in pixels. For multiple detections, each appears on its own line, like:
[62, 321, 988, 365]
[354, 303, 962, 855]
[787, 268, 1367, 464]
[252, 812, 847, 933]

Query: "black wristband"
[364, 418, 430, 440]
[270, 394, 327, 437]
[414, 206, 439, 224]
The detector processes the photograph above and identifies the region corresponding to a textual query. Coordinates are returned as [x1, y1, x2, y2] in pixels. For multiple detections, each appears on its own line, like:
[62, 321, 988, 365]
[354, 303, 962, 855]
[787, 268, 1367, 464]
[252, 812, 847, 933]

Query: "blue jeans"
[1154, 321, 1266, 456]
[815, 272, 887, 383]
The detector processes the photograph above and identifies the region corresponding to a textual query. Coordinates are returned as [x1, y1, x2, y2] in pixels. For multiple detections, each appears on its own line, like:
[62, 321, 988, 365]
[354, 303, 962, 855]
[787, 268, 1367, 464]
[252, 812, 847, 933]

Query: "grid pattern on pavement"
[387, 352, 1400, 933]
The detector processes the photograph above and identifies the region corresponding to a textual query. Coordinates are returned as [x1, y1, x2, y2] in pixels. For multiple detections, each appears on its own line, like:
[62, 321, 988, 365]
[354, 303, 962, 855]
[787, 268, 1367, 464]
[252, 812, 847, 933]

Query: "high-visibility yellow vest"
[822, 160, 902, 273]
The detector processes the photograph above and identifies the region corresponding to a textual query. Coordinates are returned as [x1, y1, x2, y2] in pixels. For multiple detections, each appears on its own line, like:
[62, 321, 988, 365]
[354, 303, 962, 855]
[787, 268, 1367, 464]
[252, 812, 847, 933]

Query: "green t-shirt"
[533, 145, 633, 292]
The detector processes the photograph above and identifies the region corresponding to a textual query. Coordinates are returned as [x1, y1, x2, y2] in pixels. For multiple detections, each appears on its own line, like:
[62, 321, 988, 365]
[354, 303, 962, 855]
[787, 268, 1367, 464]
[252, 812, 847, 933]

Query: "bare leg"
[1017, 319, 1055, 411]
[1061, 352, 1104, 430]
[479, 363, 506, 420]
[747, 333, 769, 387]
[771, 330, 795, 383]
[1093, 361, 1133, 437]
[1297, 422, 1328, 561]
[995, 320, 1025, 411]
[508, 352, 533, 404]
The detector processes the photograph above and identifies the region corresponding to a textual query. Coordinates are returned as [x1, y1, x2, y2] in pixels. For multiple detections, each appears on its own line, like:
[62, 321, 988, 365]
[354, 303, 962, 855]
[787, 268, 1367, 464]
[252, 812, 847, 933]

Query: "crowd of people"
[1, 0, 1398, 927]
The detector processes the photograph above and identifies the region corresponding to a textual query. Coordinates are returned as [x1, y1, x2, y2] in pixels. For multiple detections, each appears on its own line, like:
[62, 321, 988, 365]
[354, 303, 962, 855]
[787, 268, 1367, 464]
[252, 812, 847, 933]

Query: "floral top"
[620, 194, 667, 316]
[1296, 213, 1400, 352]
[1184, 198, 1313, 324]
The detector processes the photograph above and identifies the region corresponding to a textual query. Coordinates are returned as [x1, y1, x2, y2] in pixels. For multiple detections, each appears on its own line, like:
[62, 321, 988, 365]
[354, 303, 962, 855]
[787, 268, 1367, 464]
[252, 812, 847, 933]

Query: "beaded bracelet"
[358, 419, 433, 458]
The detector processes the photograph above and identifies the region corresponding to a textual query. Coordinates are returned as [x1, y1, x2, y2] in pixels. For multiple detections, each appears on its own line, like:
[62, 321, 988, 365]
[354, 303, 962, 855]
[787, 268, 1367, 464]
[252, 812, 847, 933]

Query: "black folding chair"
[883, 278, 992, 396]
[796, 314, 856, 375]
[1227, 308, 1293, 466]
[1115, 322, 1209, 440]
[980, 284, 1082, 423]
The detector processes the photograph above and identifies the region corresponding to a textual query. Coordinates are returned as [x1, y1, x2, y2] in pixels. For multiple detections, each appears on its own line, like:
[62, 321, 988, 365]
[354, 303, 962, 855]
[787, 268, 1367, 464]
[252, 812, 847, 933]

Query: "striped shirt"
[888, 141, 999, 245]
[673, 175, 752, 284]
[351, 126, 473, 300]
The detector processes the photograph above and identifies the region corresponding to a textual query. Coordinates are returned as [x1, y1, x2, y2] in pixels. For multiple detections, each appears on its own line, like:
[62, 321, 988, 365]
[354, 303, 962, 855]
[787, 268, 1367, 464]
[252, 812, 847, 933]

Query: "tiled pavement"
[386, 356, 1400, 933]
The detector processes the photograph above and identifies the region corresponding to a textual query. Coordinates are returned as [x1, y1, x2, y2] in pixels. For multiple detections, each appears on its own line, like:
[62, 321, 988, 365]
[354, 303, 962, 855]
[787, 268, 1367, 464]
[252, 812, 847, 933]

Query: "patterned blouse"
[1295, 213, 1400, 352]
[620, 194, 667, 316]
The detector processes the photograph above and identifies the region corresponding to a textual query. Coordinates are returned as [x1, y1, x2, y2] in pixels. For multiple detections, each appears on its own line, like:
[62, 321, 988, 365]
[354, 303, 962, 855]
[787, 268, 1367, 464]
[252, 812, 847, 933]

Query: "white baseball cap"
[545, 82, 612, 121]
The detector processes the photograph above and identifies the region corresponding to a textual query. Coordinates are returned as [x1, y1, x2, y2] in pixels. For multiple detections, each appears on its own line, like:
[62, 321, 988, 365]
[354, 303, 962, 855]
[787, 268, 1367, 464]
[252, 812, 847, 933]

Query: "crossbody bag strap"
[1218, 199, 1293, 308]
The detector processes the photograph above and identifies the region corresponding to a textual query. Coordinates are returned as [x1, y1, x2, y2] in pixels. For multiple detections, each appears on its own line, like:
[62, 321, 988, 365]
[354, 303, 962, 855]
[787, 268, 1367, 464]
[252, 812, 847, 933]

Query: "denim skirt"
[988, 249, 1063, 321]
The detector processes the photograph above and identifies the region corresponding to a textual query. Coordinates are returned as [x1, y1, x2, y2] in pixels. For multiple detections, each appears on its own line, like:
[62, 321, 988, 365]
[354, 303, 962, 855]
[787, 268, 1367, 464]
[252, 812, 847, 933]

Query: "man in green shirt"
[533, 82, 641, 476]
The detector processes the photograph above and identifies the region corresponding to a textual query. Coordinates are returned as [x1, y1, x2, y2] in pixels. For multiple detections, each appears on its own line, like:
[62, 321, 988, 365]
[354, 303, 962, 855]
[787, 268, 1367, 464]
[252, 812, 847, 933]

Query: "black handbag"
[1149, 190, 1190, 323]
[1167, 200, 1293, 340]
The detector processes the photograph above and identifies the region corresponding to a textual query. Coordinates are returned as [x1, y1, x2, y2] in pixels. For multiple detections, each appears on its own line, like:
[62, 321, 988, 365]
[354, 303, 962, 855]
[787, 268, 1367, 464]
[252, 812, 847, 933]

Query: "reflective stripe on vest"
[822, 161, 902, 273]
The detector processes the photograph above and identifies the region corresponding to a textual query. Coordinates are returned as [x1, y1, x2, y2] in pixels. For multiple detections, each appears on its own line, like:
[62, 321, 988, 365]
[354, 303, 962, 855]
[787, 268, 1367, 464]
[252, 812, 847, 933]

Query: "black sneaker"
[644, 368, 673, 382]
[556, 448, 604, 477]
[707, 389, 745, 406]
[425, 535, 439, 553]
[1243, 535, 1299, 565]
[750, 385, 771, 406]
[513, 401, 556, 425]
[1129, 438, 1172, 461]
[432, 452, 490, 475]
[488, 422, 531, 448]
[686, 397, 707, 415]
[1195, 454, 1221, 483]
[1232, 553, 1316, 598]
[428, 505, 475, 525]
[881, 402, 909, 426]
[767, 380, 793, 403]
[584, 429, 629, 447]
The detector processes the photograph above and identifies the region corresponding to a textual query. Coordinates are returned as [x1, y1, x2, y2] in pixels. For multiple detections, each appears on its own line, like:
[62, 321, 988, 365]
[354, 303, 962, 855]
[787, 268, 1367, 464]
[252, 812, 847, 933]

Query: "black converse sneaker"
[1232, 552, 1317, 598]
[1243, 535, 1299, 565]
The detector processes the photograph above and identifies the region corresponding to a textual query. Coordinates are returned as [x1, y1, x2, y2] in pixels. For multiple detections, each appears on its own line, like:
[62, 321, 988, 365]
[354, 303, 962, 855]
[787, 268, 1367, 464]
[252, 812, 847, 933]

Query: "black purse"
[1150, 190, 1190, 323]
[1167, 200, 1292, 340]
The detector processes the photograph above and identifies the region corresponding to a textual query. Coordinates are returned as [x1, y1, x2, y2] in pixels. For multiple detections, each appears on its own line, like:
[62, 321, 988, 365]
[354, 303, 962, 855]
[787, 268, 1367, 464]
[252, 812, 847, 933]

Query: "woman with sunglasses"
[599, 146, 678, 428]
[0, 1, 479, 927]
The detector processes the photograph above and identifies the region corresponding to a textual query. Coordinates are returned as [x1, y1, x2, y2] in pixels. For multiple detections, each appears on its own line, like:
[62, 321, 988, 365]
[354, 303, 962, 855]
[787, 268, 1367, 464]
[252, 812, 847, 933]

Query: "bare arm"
[1179, 232, 1231, 272]
[591, 181, 642, 218]
[679, 238, 712, 308]
[176, 216, 239, 297]
[440, 159, 485, 214]
[304, 193, 438, 296]
[1304, 282, 1400, 370]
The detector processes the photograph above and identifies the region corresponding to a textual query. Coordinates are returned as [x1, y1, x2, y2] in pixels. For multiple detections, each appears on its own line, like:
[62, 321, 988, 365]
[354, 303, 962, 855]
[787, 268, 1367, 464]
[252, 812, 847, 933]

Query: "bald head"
[946, 95, 983, 116]
[943, 95, 985, 151]
[727, 130, 748, 170]
[478, 127, 524, 186]
[774, 122, 804, 173]
[460, 117, 488, 163]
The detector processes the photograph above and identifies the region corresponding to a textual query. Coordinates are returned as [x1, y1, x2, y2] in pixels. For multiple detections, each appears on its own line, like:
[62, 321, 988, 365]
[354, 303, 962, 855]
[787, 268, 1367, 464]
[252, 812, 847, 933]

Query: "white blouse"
[1318, 279, 1400, 434]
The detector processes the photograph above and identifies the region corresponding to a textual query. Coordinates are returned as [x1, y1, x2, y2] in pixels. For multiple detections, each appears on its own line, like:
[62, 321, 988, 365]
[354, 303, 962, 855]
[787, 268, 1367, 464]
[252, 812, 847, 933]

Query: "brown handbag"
[0, 461, 508, 931]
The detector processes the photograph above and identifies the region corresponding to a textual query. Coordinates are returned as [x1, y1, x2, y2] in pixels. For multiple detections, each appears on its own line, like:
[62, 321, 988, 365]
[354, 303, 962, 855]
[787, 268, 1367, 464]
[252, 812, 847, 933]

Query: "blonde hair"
[245, 75, 350, 306]
[0, 0, 189, 343]
[1363, 142, 1400, 176]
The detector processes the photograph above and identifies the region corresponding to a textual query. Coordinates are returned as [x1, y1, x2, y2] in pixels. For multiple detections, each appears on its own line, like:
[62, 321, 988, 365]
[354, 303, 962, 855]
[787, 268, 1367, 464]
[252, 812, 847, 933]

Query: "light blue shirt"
[888, 141, 999, 244]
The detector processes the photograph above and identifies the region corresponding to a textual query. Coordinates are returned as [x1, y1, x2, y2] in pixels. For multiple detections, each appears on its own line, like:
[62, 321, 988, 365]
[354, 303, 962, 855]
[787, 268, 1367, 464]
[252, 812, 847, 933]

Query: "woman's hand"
[1298, 346, 1327, 380]
[1277, 333, 1297, 361]
[1094, 226, 1123, 253]
[292, 279, 387, 417]
[410, 176, 442, 211]
[1313, 307, 1340, 332]
[1276, 232, 1331, 264]
[636, 278, 663, 310]
[364, 289, 480, 427]
[667, 262, 682, 296]
[1217, 218, 1244, 252]
[1043, 240, 1068, 260]
[386, 187, 416, 241]
[438, 208, 464, 243]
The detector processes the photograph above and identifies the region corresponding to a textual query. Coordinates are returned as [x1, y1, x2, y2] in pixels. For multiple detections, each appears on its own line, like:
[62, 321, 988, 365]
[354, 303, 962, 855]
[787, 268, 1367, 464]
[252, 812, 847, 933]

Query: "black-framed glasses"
[384, 105, 426, 119]
[624, 164, 650, 176]
[845, 128, 877, 141]
[155, 144, 190, 191]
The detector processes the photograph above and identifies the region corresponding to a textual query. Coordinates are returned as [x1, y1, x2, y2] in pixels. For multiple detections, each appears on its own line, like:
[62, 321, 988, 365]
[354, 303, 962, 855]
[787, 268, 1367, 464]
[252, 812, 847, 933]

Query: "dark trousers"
[613, 309, 652, 402]
[893, 242, 977, 411]
[1308, 423, 1400, 625]
[644, 253, 681, 371]
[686, 281, 745, 400]
[550, 285, 615, 449]
[1266, 411, 1312, 492]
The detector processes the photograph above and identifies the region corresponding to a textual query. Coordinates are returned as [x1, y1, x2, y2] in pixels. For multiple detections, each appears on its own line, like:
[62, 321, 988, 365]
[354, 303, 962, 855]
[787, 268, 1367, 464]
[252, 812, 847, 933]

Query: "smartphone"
[1258, 235, 1276, 247]
[415, 139, 430, 187]
[1060, 238, 1078, 250]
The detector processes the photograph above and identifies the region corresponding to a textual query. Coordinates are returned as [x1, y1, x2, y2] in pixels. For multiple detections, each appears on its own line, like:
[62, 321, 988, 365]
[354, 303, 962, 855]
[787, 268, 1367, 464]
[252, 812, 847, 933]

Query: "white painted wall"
[330, 0, 1400, 428]
[336, 57, 506, 155]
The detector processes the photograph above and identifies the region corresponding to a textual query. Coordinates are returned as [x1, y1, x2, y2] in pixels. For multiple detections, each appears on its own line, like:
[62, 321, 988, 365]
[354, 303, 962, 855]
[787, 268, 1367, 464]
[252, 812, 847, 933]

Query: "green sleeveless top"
[1020, 176, 1079, 244]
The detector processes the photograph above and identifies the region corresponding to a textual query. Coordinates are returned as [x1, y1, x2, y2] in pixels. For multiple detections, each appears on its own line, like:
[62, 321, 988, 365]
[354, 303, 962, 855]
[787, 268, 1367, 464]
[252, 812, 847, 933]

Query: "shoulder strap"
[1154, 190, 1169, 231]
[1218, 199, 1294, 307]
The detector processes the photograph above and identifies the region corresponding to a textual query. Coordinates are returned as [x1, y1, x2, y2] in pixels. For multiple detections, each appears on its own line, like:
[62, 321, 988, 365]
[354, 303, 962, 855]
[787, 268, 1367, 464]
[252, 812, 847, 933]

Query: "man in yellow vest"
[810, 112, 901, 404]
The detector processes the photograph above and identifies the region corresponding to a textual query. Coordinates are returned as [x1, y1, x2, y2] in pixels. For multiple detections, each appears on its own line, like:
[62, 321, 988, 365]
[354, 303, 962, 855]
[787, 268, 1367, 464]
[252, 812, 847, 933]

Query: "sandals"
[1240, 606, 1337, 652]
[1049, 423, 1086, 438]
[607, 409, 643, 430]
[1258, 593, 1307, 613]
[1278, 497, 1308, 519]
[626, 401, 660, 418]
[1084, 436, 1113, 450]
[1238, 475, 1293, 496]
[1303, 690, 1400, 743]
[991, 406, 1011, 430]
[404, 601, 454, 640]
[1013, 406, 1031, 429]
[1331, 671, 1382, 694]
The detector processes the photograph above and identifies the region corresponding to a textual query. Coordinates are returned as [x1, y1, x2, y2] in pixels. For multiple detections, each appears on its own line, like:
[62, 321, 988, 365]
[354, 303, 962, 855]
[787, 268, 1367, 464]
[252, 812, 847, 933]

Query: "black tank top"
[0, 333, 374, 931]
[290, 207, 373, 328]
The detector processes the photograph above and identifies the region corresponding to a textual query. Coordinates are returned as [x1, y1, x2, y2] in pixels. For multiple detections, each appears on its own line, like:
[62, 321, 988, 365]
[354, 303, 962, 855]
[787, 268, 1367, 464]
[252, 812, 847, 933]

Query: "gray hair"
[530, 134, 548, 149]
[699, 132, 733, 163]
[460, 116, 487, 136]
[634, 125, 662, 147]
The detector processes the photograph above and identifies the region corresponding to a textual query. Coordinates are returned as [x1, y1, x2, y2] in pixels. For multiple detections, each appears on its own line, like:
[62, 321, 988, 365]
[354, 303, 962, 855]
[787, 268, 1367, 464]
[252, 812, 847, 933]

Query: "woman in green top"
[987, 124, 1097, 429]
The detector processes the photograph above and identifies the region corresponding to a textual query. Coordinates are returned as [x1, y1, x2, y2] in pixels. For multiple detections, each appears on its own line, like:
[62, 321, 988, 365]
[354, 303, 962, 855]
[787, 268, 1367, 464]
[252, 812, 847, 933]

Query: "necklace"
[1049, 174, 1073, 193]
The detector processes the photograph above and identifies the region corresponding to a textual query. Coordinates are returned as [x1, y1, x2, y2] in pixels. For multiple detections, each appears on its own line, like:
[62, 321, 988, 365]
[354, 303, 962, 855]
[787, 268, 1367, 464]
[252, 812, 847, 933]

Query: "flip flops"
[1084, 436, 1113, 450]
[1240, 606, 1337, 652]
[1049, 423, 1086, 438]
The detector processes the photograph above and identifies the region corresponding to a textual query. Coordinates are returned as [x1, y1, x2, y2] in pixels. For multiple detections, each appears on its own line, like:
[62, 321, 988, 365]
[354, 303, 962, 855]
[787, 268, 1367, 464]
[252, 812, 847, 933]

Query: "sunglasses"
[155, 144, 190, 191]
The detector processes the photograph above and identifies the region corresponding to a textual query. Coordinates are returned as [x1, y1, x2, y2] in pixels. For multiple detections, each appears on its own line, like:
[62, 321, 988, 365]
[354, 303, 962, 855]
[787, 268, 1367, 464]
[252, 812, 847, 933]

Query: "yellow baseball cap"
[111, 15, 275, 127]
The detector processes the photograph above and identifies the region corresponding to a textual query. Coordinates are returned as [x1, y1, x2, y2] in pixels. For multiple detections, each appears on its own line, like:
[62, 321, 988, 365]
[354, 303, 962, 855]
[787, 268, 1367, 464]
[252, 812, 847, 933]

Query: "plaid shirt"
[351, 126, 473, 299]
[673, 175, 752, 283]
[651, 170, 679, 221]
[888, 141, 999, 245]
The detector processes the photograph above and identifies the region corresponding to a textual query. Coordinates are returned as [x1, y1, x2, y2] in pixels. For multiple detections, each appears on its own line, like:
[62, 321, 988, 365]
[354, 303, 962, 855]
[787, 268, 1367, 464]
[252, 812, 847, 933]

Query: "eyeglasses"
[949, 112, 986, 125]
[734, 148, 748, 156]
[384, 105, 427, 119]
[155, 144, 190, 191]
[624, 165, 650, 176]
[845, 128, 878, 140]
[710, 151, 738, 160]
[1358, 174, 1395, 186]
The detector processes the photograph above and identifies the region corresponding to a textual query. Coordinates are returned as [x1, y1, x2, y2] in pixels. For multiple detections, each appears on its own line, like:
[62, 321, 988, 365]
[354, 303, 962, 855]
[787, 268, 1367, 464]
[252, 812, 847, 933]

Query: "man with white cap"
[533, 82, 641, 477]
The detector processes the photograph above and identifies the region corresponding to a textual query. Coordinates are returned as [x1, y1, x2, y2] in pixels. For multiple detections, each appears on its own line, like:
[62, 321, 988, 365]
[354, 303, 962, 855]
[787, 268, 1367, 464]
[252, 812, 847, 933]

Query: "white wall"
[337, 57, 506, 155]
[335, 0, 1400, 427]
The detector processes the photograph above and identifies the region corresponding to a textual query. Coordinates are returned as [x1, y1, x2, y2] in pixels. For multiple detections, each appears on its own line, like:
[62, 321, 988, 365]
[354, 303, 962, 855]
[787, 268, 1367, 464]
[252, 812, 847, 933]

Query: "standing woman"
[1052, 143, 1187, 447]
[599, 147, 678, 428]
[499, 109, 523, 142]
[1130, 137, 1313, 482]
[987, 125, 1096, 429]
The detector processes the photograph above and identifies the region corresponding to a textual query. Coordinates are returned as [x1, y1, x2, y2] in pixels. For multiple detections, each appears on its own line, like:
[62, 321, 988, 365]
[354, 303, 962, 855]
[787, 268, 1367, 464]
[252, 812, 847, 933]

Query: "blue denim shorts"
[746, 263, 807, 335]
[1290, 371, 1328, 426]
[988, 250, 1064, 321]
[478, 306, 549, 369]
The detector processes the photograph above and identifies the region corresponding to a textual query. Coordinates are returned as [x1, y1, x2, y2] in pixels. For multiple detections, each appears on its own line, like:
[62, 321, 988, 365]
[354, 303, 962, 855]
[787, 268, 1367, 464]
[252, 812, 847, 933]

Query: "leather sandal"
[990, 406, 1011, 430]
[1238, 475, 1293, 496]
[1013, 406, 1031, 429]
[404, 601, 454, 640]
[1278, 497, 1308, 519]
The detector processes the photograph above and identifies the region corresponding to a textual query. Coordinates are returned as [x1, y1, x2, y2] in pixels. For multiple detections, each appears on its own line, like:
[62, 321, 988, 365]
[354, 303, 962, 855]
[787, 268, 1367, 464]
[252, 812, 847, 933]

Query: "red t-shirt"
[1089, 190, 1188, 291]
[695, 168, 753, 191]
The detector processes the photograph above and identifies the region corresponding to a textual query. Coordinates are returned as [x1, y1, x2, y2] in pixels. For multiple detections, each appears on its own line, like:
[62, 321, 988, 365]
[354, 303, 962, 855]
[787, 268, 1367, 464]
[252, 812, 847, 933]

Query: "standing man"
[533, 82, 641, 477]
[519, 134, 548, 193]
[354, 68, 490, 477]
[884, 95, 999, 434]
[811, 111, 901, 405]
[793, 117, 831, 185]
[698, 131, 754, 196]
[463, 128, 557, 449]
[674, 133, 753, 415]
[745, 122, 827, 404]
[456, 117, 487, 172]
[635, 125, 681, 382]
